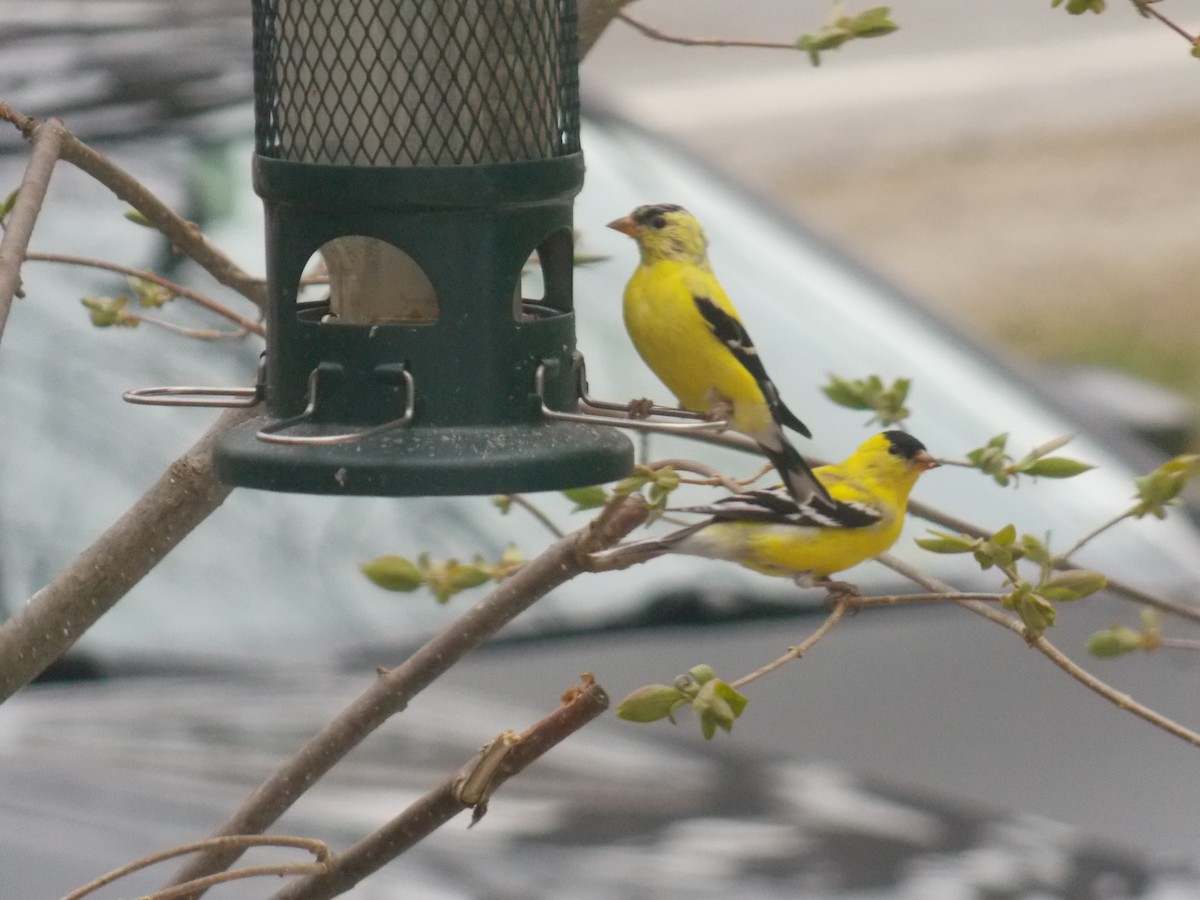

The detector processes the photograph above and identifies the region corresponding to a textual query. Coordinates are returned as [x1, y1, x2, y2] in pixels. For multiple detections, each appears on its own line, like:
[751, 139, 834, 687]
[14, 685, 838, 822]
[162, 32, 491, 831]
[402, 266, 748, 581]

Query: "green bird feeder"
[126, 0, 633, 495]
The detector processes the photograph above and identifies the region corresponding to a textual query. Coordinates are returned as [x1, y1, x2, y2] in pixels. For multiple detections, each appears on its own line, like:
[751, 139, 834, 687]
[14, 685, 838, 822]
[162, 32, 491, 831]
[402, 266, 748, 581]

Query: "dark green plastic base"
[215, 418, 633, 496]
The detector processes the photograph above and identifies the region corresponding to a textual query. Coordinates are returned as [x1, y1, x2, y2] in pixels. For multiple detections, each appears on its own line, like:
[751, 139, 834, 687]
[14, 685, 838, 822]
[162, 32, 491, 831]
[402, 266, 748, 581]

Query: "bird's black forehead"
[883, 430, 928, 459]
[632, 203, 685, 223]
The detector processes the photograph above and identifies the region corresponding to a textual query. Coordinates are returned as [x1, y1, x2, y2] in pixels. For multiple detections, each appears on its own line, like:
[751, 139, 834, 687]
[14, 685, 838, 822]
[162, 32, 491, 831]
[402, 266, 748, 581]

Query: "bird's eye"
[650, 216, 667, 229]
[887, 444, 902, 456]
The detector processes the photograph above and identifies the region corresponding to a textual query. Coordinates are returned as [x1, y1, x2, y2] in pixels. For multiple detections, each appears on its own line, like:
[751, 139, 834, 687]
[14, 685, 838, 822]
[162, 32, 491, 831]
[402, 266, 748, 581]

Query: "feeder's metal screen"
[252, 0, 580, 166]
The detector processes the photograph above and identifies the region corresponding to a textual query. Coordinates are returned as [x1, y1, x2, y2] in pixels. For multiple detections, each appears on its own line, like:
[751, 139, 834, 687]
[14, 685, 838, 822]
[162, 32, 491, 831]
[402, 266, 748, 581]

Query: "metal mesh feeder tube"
[212, 0, 632, 495]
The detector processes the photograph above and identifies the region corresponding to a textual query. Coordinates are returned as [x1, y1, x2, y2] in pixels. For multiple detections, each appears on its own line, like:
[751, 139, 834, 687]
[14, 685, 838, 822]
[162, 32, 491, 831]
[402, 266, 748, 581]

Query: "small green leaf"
[1003, 587, 1056, 635]
[916, 530, 978, 554]
[1039, 570, 1107, 602]
[360, 555, 424, 592]
[81, 296, 139, 328]
[1022, 457, 1094, 479]
[1086, 626, 1144, 657]
[124, 209, 153, 227]
[991, 523, 1017, 546]
[486, 543, 524, 580]
[687, 664, 717, 685]
[1132, 454, 1200, 519]
[691, 678, 748, 738]
[127, 275, 172, 309]
[1191, 41, 1200, 59]
[844, 6, 899, 38]
[1019, 533, 1052, 566]
[821, 373, 910, 425]
[617, 684, 686, 723]
[0, 188, 18, 222]
[561, 485, 608, 512]
[492, 495, 514, 514]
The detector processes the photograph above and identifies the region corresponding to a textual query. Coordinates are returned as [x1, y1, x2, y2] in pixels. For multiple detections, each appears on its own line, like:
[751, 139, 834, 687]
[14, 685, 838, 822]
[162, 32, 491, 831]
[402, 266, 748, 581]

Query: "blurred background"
[584, 0, 1200, 410]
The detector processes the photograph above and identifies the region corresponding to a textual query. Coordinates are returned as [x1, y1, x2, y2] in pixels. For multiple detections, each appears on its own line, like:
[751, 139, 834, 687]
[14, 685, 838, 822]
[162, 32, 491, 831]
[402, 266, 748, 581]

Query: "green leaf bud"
[617, 685, 686, 723]
[359, 555, 425, 592]
[1086, 626, 1144, 657]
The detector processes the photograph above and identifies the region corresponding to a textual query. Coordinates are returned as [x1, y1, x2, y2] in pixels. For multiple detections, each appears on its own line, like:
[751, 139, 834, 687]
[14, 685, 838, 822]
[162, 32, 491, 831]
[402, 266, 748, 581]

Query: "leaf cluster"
[1088, 610, 1162, 658]
[360, 544, 524, 603]
[617, 664, 749, 740]
[797, 5, 898, 66]
[966, 433, 1093, 487]
[821, 373, 910, 426]
[80, 275, 174, 329]
[919, 525, 1106, 635]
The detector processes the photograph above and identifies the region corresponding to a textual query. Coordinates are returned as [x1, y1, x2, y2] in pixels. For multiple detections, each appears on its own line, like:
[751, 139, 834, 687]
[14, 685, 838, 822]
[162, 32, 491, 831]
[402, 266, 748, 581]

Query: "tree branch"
[878, 553, 1200, 749]
[0, 117, 63, 344]
[272, 677, 610, 900]
[66, 836, 330, 900]
[24, 252, 265, 337]
[0, 404, 257, 702]
[0, 105, 267, 309]
[162, 496, 648, 894]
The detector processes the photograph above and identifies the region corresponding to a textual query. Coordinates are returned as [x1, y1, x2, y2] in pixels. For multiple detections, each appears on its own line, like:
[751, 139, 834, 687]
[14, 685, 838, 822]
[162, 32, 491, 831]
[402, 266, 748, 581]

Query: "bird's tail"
[757, 436, 832, 507]
[588, 520, 712, 571]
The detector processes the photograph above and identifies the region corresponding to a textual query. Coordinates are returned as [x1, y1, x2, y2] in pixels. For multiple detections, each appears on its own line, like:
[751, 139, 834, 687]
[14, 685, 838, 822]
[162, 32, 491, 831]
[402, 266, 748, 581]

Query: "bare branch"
[878, 554, 1200, 749]
[577, 0, 639, 58]
[0, 405, 257, 702]
[731, 599, 849, 689]
[617, 11, 796, 50]
[0, 117, 63, 344]
[272, 677, 609, 900]
[0, 104, 266, 309]
[65, 836, 330, 900]
[24, 252, 265, 337]
[1129, 0, 1198, 44]
[162, 497, 648, 894]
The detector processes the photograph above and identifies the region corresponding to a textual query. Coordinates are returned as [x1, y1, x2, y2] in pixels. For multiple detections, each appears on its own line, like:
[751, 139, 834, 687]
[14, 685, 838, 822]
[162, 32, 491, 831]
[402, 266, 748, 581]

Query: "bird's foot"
[627, 397, 656, 420]
[814, 578, 862, 608]
[700, 397, 733, 432]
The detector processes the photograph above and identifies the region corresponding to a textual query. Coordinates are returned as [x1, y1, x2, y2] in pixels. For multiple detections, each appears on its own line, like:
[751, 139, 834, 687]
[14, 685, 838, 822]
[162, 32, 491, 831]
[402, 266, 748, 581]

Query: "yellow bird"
[601, 431, 940, 587]
[608, 203, 830, 507]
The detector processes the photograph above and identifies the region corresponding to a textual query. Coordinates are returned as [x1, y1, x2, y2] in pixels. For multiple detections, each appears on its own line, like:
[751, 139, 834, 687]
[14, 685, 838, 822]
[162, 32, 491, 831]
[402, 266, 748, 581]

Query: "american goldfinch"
[602, 431, 939, 587]
[608, 203, 830, 507]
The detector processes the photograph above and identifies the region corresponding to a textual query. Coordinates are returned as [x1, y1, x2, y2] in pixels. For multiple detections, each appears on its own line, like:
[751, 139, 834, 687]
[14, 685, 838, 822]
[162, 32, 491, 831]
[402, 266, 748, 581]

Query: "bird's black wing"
[675, 489, 882, 530]
[693, 296, 813, 439]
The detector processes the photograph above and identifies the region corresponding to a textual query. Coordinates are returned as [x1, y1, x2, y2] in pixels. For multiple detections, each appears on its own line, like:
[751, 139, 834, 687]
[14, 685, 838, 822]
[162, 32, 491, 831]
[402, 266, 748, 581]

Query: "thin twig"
[162, 497, 648, 894]
[731, 599, 848, 689]
[132, 313, 252, 341]
[0, 104, 267, 309]
[1129, 0, 1198, 43]
[24, 251, 265, 336]
[65, 836, 330, 900]
[878, 554, 1200, 749]
[617, 11, 797, 50]
[272, 677, 609, 900]
[1158, 637, 1200, 651]
[578, 0, 639, 57]
[502, 494, 565, 539]
[906, 496, 1200, 625]
[1058, 507, 1134, 561]
[0, 116, 63, 344]
[643, 457, 746, 493]
[845, 591, 1004, 608]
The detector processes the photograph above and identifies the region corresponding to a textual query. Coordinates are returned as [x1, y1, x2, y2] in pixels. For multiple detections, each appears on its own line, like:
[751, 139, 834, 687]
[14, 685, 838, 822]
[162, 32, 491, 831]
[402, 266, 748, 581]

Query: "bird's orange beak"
[606, 215, 638, 237]
[912, 450, 941, 472]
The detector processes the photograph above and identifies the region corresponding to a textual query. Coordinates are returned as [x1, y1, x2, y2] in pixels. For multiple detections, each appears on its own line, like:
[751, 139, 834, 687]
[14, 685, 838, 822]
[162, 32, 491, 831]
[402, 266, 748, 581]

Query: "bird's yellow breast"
[622, 259, 771, 435]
